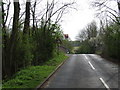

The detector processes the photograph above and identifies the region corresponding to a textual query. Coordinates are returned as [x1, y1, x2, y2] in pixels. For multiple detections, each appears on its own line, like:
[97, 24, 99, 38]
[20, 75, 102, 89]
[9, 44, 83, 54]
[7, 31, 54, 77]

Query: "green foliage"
[3, 32, 34, 78]
[3, 53, 68, 88]
[76, 40, 95, 54]
[32, 23, 61, 65]
[2, 19, 65, 79]
[103, 23, 120, 59]
[62, 40, 73, 53]
[2, 0, 72, 86]
[15, 33, 33, 67]
[43, 52, 68, 66]
[3, 66, 55, 88]
[76, 21, 97, 54]
[76, 20, 120, 60]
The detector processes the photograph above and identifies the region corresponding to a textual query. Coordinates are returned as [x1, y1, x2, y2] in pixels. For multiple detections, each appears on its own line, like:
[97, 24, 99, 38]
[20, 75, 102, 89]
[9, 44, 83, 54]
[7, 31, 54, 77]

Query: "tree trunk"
[32, 0, 36, 33]
[23, 0, 30, 35]
[2, 1, 7, 78]
[7, 0, 20, 77]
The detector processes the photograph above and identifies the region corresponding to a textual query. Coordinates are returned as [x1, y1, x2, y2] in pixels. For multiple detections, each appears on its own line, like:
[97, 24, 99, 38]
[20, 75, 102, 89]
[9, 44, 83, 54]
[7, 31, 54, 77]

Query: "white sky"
[5, 0, 118, 41]
[60, 0, 118, 40]
[61, 0, 97, 41]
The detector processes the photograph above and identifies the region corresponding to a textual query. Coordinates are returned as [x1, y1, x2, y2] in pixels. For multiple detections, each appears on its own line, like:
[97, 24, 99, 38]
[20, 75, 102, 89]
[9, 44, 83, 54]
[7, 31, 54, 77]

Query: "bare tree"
[42, 0, 75, 32]
[77, 21, 97, 41]
[92, 0, 120, 25]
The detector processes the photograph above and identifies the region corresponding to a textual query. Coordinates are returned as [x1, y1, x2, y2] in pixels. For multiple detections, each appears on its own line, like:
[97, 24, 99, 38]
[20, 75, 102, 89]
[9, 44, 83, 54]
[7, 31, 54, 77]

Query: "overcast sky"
[5, 0, 118, 41]
[60, 0, 118, 40]
[61, 0, 97, 41]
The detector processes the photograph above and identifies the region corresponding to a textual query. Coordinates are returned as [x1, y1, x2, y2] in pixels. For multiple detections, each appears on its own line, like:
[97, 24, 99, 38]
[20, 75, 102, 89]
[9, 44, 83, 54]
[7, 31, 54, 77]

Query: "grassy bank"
[3, 53, 68, 88]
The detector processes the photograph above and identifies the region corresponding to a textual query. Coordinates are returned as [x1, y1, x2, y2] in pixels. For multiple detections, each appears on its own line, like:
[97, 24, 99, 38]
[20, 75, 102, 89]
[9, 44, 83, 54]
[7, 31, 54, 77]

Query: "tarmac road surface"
[44, 54, 119, 89]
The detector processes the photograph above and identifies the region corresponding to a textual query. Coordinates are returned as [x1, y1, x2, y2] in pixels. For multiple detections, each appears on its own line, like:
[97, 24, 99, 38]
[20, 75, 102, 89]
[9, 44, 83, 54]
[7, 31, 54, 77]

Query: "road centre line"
[84, 54, 110, 89]
[84, 55, 95, 70]
[84, 54, 88, 60]
[99, 78, 110, 90]
[88, 61, 95, 70]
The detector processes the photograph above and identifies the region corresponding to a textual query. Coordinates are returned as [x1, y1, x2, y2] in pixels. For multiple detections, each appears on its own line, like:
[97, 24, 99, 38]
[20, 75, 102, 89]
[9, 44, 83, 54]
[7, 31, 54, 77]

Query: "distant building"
[64, 34, 69, 39]
[63, 34, 71, 41]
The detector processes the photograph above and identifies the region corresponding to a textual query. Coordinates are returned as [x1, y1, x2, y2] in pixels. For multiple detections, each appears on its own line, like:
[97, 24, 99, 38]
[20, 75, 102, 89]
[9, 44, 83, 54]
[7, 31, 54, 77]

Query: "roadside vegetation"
[2, 0, 74, 87]
[75, 0, 120, 61]
[2, 52, 68, 88]
[2, 0, 120, 88]
[76, 21, 120, 60]
[76, 20, 120, 60]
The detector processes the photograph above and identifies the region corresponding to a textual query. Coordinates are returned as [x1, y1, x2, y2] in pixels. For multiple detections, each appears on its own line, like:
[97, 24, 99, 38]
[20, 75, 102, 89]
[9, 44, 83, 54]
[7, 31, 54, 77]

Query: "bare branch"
[19, 11, 25, 19]
[55, 8, 65, 24]
[51, 2, 75, 19]
[4, 0, 11, 25]
[45, 2, 75, 25]
[8, 17, 13, 28]
[107, 15, 119, 24]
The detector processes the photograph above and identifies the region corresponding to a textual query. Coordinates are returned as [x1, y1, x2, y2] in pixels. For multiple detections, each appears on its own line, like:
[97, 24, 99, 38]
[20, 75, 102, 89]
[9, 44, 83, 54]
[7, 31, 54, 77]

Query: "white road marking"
[84, 55, 95, 70]
[88, 61, 95, 70]
[83, 54, 110, 90]
[84, 54, 88, 59]
[99, 78, 110, 90]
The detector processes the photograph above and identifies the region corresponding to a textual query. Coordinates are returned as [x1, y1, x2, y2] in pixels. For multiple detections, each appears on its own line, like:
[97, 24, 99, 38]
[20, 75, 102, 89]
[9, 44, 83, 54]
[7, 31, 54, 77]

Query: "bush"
[103, 23, 120, 59]
[3, 53, 68, 88]
[76, 40, 95, 54]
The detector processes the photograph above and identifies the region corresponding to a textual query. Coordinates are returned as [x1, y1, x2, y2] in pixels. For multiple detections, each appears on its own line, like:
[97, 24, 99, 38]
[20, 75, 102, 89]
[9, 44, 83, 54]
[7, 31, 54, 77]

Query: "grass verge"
[2, 53, 68, 89]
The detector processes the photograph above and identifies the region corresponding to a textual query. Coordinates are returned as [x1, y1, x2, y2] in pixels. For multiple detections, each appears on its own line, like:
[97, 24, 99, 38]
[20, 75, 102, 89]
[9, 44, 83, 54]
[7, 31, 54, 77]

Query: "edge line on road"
[88, 61, 95, 70]
[99, 78, 110, 90]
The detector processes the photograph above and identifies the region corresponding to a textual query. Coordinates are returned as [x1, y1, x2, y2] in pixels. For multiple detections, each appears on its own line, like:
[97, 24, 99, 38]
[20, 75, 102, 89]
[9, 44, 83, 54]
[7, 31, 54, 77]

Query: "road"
[44, 54, 119, 89]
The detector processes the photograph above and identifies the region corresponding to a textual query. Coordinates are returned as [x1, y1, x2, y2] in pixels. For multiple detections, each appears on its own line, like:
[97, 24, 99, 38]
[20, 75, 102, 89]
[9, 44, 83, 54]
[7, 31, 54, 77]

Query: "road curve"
[43, 54, 119, 89]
